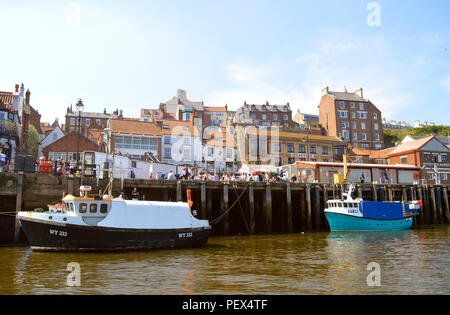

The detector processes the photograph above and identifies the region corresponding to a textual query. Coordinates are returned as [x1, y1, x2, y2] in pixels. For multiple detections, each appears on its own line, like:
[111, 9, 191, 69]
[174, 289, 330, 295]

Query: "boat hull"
[19, 217, 210, 252]
[325, 212, 413, 232]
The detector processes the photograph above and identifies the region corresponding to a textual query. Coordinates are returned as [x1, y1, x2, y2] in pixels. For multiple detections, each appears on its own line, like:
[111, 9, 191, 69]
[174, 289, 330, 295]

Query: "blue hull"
[325, 213, 413, 232]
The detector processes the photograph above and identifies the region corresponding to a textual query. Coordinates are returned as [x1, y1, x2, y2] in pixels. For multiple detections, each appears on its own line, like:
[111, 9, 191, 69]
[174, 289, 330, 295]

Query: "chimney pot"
[15, 84, 19, 93]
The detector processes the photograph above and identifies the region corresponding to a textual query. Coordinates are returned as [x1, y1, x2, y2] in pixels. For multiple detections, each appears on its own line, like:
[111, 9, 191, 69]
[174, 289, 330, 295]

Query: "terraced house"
[236, 127, 345, 167]
[233, 101, 299, 128]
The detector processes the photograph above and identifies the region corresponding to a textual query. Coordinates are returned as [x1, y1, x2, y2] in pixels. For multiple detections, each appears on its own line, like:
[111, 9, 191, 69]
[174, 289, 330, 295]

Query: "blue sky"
[0, 0, 449, 125]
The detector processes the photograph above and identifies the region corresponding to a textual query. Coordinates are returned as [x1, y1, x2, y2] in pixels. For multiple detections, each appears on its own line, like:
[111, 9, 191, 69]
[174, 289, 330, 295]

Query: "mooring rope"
[232, 183, 252, 234]
[209, 183, 250, 226]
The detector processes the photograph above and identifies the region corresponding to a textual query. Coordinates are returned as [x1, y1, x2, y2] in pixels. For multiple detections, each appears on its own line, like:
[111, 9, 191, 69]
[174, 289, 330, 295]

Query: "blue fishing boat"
[324, 184, 421, 231]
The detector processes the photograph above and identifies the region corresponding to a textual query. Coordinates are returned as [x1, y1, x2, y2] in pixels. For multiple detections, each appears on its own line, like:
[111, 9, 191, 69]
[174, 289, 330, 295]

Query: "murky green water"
[0, 226, 449, 295]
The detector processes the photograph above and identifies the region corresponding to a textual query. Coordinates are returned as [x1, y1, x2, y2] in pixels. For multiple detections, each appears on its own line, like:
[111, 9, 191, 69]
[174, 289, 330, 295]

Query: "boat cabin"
[327, 200, 361, 211]
[61, 186, 112, 225]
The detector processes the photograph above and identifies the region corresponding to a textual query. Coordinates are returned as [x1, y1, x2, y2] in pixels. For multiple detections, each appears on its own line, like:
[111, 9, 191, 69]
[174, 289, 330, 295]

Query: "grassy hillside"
[384, 125, 450, 147]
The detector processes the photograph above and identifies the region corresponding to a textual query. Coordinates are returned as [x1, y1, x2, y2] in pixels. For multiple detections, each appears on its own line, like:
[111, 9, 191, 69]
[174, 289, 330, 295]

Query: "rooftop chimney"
[15, 84, 19, 93]
[354, 88, 363, 99]
[321, 86, 329, 96]
[25, 89, 31, 105]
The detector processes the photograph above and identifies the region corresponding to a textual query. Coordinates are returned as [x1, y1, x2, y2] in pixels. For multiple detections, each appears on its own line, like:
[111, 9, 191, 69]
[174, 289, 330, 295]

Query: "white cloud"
[206, 30, 427, 120]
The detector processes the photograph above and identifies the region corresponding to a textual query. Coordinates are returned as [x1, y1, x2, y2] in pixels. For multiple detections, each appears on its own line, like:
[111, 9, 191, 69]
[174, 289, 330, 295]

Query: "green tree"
[27, 124, 40, 157]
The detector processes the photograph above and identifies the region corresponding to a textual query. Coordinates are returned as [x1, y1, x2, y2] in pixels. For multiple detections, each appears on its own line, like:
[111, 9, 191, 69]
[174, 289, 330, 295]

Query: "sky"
[0, 0, 449, 125]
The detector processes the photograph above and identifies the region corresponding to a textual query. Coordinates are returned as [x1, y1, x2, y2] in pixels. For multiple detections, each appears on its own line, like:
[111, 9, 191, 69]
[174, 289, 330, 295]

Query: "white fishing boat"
[18, 186, 210, 251]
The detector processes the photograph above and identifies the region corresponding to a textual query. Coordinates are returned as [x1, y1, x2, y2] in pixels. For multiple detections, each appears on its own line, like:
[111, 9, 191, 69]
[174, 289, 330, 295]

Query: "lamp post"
[76, 98, 84, 166]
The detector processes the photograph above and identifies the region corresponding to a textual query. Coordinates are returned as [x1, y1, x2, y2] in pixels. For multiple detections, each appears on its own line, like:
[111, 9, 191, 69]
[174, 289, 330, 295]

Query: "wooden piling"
[286, 183, 293, 233]
[402, 186, 408, 203]
[430, 186, 438, 224]
[435, 186, 443, 224]
[314, 186, 321, 230]
[417, 186, 424, 225]
[300, 188, 306, 232]
[372, 184, 377, 201]
[14, 172, 24, 243]
[442, 186, 449, 223]
[201, 183, 206, 220]
[265, 183, 272, 234]
[306, 184, 312, 231]
[206, 189, 213, 220]
[176, 181, 182, 202]
[248, 183, 255, 234]
[222, 183, 229, 235]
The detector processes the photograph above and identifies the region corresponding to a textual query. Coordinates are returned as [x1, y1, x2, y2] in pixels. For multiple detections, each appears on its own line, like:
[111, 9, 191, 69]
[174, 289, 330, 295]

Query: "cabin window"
[90, 203, 98, 213]
[69, 203, 74, 212]
[79, 203, 87, 213]
[100, 204, 108, 214]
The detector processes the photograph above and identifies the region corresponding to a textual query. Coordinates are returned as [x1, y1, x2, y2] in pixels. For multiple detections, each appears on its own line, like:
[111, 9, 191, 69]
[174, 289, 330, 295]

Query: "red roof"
[387, 136, 435, 157]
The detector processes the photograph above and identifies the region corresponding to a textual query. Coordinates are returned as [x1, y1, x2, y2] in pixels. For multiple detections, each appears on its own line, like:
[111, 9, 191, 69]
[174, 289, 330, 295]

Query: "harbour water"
[0, 226, 448, 295]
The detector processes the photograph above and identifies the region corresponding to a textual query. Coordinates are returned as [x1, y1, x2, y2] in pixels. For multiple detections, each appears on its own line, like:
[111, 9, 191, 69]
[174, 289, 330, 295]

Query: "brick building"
[319, 87, 384, 150]
[65, 105, 122, 138]
[386, 136, 450, 184]
[42, 131, 101, 162]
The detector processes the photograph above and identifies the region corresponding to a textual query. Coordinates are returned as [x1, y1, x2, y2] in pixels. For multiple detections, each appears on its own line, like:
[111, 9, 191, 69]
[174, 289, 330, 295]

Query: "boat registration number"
[178, 232, 193, 239]
[49, 229, 68, 237]
[348, 209, 359, 214]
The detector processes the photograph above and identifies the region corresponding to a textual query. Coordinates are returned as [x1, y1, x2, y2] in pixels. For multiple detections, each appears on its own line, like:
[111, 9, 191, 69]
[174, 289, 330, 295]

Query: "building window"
[374, 123, 379, 130]
[299, 144, 306, 153]
[442, 173, 448, 181]
[262, 114, 267, 120]
[401, 156, 408, 164]
[339, 102, 345, 109]
[353, 133, 358, 140]
[441, 154, 447, 162]
[288, 158, 295, 164]
[70, 118, 75, 126]
[164, 148, 172, 159]
[207, 147, 214, 157]
[427, 173, 434, 180]
[359, 103, 364, 110]
[361, 122, 366, 129]
[375, 144, 382, 149]
[362, 133, 367, 140]
[424, 153, 430, 161]
[251, 114, 256, 120]
[351, 112, 356, 119]
[339, 111, 348, 118]
[96, 119, 101, 125]
[287, 143, 294, 152]
[373, 113, 378, 119]
[284, 115, 288, 121]
[322, 146, 328, 155]
[273, 114, 277, 121]
[352, 122, 357, 129]
[361, 143, 369, 148]
[342, 130, 349, 140]
[310, 145, 316, 154]
[85, 119, 90, 127]
[350, 103, 355, 108]
[375, 134, 380, 141]
[359, 112, 367, 119]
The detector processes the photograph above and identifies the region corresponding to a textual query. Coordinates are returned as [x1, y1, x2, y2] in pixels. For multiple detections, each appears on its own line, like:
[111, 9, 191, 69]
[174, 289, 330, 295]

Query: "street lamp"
[76, 98, 84, 165]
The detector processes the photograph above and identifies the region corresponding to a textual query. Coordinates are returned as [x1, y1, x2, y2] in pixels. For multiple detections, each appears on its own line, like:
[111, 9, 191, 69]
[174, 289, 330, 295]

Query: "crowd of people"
[38, 153, 81, 177]
[149, 167, 301, 183]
